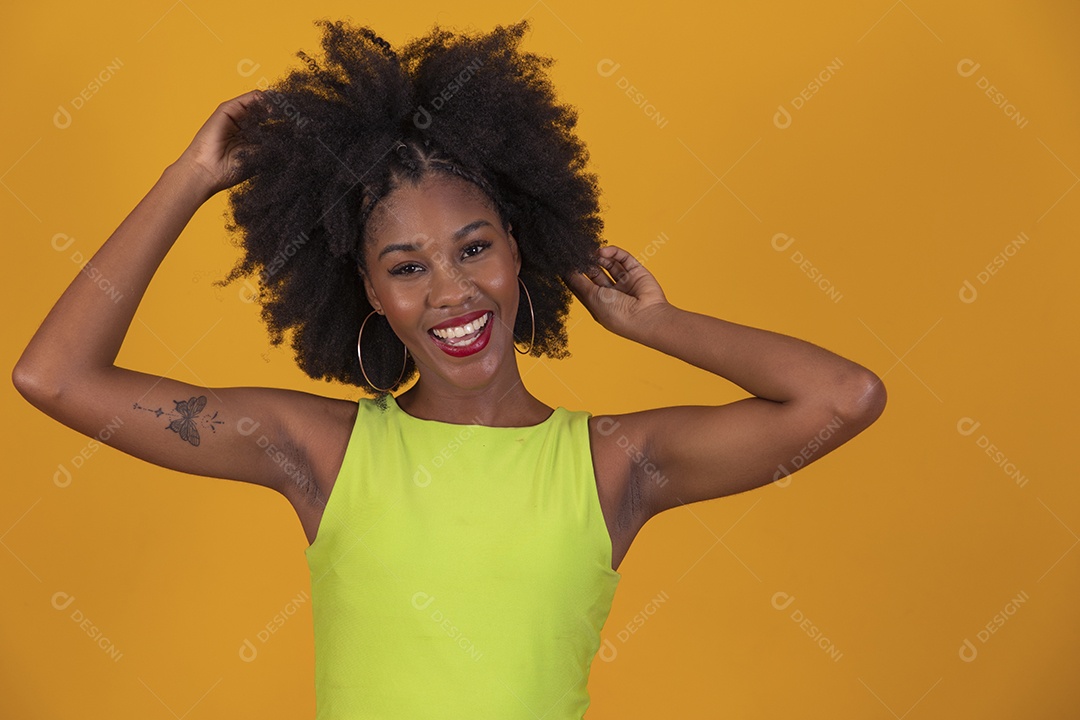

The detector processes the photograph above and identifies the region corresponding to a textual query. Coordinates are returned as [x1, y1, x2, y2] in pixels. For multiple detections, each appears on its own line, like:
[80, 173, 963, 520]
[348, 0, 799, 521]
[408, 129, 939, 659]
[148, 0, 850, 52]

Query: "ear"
[360, 267, 383, 314]
[507, 223, 521, 276]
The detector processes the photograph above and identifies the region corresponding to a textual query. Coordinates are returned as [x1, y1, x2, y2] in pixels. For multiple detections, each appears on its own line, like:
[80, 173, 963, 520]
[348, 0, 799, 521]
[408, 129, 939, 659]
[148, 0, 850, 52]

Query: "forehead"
[365, 174, 497, 248]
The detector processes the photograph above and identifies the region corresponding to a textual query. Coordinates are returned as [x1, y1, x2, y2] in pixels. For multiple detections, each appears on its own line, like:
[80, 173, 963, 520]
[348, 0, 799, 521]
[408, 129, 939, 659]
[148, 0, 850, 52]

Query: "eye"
[463, 240, 492, 258]
[388, 241, 492, 276]
[389, 262, 423, 276]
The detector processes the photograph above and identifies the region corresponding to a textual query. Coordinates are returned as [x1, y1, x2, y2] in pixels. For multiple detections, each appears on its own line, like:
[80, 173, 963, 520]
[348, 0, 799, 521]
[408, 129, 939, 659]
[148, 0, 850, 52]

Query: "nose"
[427, 251, 477, 308]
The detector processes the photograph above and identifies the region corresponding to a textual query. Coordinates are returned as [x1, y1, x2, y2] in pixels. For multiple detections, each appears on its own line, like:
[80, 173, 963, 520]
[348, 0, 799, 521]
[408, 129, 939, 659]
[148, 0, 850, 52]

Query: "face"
[360, 173, 522, 390]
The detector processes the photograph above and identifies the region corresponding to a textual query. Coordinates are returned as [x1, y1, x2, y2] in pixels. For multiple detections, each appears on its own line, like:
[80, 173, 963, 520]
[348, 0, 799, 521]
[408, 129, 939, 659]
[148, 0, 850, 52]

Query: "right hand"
[175, 89, 270, 198]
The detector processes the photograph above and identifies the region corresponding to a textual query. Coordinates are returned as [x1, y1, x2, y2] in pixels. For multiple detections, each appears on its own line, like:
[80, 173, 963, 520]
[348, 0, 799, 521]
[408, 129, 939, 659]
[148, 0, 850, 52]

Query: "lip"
[428, 311, 494, 358]
[429, 309, 492, 331]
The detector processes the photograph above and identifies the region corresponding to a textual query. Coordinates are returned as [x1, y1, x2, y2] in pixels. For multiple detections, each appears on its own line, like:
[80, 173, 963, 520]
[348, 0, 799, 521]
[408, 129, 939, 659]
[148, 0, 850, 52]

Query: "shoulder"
[586, 410, 652, 532]
[585, 409, 653, 467]
[275, 392, 360, 503]
[281, 392, 360, 439]
[584, 405, 691, 517]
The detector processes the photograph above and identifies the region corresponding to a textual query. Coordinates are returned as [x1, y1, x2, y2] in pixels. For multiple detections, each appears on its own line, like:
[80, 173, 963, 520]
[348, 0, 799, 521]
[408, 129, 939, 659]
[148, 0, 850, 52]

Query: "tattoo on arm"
[133, 395, 223, 447]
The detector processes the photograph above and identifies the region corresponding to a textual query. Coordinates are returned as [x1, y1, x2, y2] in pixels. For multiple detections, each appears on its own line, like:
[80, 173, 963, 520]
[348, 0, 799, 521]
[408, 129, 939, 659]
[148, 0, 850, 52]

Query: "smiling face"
[360, 172, 523, 391]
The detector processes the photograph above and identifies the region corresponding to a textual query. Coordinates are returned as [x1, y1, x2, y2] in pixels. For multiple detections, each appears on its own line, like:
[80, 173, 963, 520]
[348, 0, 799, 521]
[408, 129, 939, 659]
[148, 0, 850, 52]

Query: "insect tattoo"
[133, 395, 223, 447]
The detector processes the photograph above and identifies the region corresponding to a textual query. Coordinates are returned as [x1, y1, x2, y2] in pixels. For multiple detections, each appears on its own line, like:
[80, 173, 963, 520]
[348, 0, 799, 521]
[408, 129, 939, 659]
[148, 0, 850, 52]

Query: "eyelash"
[389, 241, 492, 276]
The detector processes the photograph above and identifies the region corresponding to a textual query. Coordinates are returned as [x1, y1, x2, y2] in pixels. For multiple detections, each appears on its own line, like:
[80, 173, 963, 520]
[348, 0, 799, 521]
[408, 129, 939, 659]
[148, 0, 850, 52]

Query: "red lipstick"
[427, 310, 495, 358]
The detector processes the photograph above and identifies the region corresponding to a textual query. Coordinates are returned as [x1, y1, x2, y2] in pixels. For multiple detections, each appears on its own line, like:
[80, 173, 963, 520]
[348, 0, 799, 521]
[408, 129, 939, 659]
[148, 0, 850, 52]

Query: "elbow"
[11, 358, 64, 410]
[836, 371, 887, 426]
[11, 357, 36, 398]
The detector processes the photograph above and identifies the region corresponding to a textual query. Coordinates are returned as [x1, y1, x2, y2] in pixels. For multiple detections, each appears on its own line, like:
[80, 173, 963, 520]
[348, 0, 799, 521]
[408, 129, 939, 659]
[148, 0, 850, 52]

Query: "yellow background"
[2, 1, 1077, 717]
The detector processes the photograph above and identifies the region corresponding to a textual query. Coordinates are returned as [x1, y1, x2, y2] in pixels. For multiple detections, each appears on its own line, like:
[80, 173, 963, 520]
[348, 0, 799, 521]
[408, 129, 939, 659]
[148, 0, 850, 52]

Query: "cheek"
[477, 269, 517, 308]
[371, 284, 423, 324]
[481, 257, 519, 290]
[388, 292, 425, 318]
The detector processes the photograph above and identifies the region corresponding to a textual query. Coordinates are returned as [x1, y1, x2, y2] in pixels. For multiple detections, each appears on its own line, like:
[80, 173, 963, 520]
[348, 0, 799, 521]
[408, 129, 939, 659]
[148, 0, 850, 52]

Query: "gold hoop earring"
[357, 310, 408, 392]
[514, 276, 535, 355]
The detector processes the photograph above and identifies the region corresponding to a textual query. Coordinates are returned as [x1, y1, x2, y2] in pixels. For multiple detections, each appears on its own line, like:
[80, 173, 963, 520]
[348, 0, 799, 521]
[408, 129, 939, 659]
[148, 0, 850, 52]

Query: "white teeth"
[432, 312, 490, 341]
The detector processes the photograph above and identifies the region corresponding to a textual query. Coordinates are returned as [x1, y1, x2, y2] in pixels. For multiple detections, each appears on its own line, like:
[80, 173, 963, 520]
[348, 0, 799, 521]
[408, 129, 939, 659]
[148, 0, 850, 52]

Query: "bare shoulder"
[587, 411, 653, 569]
[273, 391, 359, 510]
[587, 391, 881, 522]
[585, 405, 679, 524]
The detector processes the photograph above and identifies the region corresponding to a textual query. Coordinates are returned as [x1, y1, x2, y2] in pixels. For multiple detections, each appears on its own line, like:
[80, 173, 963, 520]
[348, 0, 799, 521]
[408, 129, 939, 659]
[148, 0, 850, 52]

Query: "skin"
[359, 174, 550, 427]
[354, 172, 657, 567]
[13, 90, 887, 574]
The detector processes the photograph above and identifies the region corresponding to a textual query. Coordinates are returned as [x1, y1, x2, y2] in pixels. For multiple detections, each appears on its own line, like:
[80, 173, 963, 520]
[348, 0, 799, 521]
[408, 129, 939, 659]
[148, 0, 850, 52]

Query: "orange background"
[2, 1, 1078, 718]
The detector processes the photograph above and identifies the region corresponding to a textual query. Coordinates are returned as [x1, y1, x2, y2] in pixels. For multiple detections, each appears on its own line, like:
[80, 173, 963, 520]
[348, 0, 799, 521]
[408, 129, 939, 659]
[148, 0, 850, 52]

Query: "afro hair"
[218, 17, 606, 395]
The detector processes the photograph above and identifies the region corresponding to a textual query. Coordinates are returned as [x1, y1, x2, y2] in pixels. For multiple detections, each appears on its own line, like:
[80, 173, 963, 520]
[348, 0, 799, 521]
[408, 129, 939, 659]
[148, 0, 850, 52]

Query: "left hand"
[175, 89, 271, 198]
[564, 245, 671, 341]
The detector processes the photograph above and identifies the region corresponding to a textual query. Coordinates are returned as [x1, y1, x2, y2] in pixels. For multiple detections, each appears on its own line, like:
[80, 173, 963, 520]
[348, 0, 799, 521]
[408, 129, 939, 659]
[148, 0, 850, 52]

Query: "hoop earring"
[357, 310, 408, 392]
[514, 276, 535, 355]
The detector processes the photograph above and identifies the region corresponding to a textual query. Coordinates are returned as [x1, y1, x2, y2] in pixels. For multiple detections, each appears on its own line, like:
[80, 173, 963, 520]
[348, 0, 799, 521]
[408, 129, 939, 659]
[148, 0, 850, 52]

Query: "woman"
[13, 18, 885, 719]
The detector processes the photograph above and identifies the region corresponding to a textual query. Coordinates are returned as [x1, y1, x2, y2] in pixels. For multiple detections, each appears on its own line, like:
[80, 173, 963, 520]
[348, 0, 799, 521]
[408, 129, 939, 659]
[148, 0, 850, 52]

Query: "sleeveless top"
[304, 393, 622, 719]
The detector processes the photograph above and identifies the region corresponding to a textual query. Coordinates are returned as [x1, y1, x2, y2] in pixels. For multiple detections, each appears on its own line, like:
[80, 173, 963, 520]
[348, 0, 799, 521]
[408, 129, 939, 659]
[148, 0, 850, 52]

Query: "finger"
[602, 245, 637, 267]
[565, 267, 608, 305]
[594, 246, 623, 278]
[604, 247, 650, 285]
[596, 255, 622, 284]
[564, 270, 597, 302]
[584, 263, 615, 288]
[218, 90, 271, 127]
[597, 255, 629, 285]
[606, 246, 644, 276]
[239, 88, 268, 105]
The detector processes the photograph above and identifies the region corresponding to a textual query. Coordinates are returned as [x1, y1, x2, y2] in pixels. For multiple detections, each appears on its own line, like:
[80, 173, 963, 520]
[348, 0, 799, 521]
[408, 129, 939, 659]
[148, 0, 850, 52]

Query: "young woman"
[13, 18, 886, 719]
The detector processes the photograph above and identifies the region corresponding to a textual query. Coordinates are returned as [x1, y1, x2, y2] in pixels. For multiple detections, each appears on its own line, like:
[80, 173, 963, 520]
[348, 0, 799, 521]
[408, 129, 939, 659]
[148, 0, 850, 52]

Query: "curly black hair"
[218, 17, 605, 395]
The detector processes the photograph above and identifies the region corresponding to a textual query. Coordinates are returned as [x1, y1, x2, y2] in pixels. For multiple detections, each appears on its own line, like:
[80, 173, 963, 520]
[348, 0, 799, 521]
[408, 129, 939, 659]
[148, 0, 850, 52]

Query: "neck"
[393, 374, 552, 428]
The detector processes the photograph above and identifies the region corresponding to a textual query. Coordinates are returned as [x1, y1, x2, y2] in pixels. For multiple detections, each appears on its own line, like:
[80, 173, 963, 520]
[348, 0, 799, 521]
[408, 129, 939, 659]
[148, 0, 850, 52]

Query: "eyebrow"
[377, 219, 494, 261]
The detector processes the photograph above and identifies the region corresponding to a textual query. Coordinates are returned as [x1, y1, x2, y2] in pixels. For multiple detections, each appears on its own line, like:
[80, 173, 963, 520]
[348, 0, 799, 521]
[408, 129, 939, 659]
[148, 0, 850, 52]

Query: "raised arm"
[12, 91, 342, 501]
[567, 245, 886, 519]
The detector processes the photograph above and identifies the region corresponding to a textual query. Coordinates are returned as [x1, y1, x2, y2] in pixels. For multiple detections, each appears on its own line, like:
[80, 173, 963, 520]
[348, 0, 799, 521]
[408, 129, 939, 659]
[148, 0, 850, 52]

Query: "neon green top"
[304, 393, 622, 719]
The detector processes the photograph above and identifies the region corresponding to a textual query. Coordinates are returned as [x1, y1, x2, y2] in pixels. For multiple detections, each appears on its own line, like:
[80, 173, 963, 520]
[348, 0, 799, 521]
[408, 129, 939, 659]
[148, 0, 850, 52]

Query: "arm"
[568, 246, 886, 519]
[12, 91, 334, 498]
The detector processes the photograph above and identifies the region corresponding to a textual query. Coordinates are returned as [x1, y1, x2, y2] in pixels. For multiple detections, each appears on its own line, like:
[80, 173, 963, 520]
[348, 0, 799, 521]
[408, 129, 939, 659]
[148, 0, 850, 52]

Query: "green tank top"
[304, 393, 621, 719]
